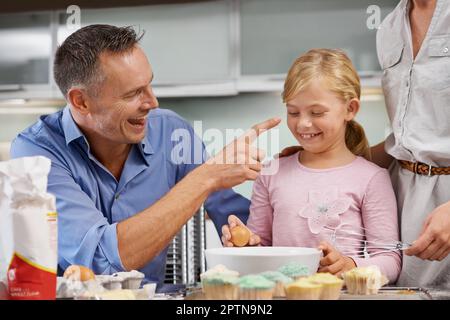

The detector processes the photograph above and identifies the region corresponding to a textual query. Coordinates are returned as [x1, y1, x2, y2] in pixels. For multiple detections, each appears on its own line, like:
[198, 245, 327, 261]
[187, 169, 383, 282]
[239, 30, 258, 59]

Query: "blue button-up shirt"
[10, 106, 250, 284]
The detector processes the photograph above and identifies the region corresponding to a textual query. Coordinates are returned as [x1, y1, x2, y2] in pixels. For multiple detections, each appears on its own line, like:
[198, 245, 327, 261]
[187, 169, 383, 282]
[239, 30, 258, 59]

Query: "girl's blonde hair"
[282, 48, 371, 160]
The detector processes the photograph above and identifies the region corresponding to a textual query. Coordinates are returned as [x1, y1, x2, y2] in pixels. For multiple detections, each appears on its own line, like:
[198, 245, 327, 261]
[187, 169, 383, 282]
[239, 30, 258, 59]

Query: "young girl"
[222, 49, 401, 283]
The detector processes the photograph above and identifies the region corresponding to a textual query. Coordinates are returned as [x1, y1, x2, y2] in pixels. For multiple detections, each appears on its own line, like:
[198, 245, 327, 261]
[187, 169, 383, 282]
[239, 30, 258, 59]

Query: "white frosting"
[344, 265, 388, 294]
[200, 264, 239, 280]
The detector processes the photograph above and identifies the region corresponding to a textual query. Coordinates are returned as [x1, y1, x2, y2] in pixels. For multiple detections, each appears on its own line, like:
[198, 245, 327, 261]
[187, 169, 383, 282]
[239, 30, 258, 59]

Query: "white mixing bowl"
[204, 247, 322, 276]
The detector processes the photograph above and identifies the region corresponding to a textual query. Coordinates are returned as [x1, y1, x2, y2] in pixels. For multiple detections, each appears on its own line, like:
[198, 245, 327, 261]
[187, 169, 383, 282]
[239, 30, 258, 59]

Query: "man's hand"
[202, 117, 281, 191]
[317, 241, 356, 276]
[405, 201, 450, 261]
[221, 214, 261, 247]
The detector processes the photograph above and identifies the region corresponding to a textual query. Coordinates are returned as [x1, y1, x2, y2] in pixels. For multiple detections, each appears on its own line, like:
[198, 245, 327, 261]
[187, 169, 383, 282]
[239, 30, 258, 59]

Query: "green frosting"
[202, 274, 239, 285]
[278, 263, 310, 277]
[238, 275, 275, 290]
[259, 271, 294, 284]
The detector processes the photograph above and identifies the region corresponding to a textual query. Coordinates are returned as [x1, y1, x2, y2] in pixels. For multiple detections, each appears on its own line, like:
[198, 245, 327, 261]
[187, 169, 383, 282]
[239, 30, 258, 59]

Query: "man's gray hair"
[54, 24, 144, 97]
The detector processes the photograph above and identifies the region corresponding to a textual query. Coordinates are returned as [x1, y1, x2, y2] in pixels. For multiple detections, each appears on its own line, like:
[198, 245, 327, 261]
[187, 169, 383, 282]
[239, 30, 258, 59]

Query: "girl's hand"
[405, 201, 450, 261]
[221, 214, 260, 247]
[317, 241, 356, 276]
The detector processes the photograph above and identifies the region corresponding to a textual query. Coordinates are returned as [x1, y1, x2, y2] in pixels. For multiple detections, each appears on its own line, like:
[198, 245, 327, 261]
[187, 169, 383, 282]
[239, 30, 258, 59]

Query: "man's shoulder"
[149, 108, 187, 124]
[14, 110, 64, 145]
[147, 108, 193, 133]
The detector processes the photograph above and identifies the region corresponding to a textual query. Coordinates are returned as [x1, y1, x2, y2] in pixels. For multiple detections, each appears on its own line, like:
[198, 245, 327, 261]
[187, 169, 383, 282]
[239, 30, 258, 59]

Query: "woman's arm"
[370, 140, 394, 169]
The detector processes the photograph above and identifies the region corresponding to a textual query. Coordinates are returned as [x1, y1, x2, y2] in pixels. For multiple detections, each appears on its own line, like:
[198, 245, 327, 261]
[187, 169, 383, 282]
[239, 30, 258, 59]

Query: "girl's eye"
[311, 112, 323, 116]
[288, 112, 299, 117]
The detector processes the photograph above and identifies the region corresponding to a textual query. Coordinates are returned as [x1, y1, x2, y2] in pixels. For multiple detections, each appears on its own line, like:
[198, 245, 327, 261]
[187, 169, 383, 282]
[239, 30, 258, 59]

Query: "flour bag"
[0, 156, 57, 300]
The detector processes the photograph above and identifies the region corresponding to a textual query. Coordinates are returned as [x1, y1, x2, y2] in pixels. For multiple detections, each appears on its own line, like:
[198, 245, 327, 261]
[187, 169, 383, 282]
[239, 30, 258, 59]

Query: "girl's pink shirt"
[248, 152, 401, 283]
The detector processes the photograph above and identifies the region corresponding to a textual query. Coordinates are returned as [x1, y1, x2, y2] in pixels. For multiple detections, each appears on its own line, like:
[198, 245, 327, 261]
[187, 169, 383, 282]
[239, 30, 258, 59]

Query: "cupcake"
[200, 265, 239, 293]
[278, 262, 310, 280]
[285, 278, 322, 300]
[238, 275, 275, 300]
[342, 266, 389, 295]
[259, 271, 293, 297]
[308, 273, 343, 300]
[202, 274, 239, 300]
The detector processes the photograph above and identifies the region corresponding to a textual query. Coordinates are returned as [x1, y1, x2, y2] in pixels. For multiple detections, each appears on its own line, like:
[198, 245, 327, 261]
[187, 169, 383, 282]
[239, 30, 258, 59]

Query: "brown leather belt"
[399, 160, 450, 176]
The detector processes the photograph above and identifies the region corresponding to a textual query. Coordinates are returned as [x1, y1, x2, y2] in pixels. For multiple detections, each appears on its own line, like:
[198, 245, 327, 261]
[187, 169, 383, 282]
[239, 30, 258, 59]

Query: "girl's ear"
[345, 98, 360, 121]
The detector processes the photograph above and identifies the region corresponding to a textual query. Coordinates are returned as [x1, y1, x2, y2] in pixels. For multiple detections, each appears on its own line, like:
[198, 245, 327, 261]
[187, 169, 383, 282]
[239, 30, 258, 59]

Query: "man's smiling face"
[84, 45, 159, 145]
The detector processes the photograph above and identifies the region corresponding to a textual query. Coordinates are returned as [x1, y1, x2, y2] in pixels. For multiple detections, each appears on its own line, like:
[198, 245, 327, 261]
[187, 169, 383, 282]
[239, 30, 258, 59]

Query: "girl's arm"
[352, 169, 402, 283]
[247, 174, 274, 246]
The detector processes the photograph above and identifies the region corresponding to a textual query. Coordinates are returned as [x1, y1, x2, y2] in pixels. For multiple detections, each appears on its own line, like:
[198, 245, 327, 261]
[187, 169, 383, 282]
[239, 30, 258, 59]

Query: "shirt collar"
[62, 105, 154, 155]
[62, 105, 85, 146]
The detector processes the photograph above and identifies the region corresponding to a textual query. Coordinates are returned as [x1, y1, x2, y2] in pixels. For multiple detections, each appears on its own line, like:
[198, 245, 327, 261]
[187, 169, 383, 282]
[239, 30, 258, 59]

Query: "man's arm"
[370, 140, 394, 169]
[117, 118, 280, 270]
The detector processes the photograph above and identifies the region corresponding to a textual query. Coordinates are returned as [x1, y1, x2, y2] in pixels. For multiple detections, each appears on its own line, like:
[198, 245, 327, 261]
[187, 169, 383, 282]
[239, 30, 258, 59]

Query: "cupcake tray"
[184, 286, 436, 300]
[339, 287, 432, 300]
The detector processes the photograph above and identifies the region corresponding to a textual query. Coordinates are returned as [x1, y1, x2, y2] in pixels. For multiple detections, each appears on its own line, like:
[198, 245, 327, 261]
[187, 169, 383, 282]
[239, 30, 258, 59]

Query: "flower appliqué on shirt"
[298, 188, 351, 234]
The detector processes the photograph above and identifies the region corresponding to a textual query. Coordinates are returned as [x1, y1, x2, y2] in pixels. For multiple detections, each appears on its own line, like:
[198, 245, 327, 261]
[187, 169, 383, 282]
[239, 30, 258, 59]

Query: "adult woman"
[372, 0, 449, 288]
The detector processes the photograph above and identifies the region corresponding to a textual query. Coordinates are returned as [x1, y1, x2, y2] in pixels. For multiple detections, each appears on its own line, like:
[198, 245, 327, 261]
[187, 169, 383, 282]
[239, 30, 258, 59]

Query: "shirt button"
[443, 47, 449, 54]
[115, 194, 120, 200]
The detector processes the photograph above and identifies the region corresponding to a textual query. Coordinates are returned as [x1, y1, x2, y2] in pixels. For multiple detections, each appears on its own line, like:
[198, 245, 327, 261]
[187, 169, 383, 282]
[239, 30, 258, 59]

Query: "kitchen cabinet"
[0, 12, 54, 99]
[240, 0, 398, 76]
[57, 0, 237, 96]
[0, 0, 399, 100]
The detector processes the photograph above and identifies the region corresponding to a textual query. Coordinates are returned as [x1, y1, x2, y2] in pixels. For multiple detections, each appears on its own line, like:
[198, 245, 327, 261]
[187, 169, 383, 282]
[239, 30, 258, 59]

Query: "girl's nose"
[297, 117, 312, 130]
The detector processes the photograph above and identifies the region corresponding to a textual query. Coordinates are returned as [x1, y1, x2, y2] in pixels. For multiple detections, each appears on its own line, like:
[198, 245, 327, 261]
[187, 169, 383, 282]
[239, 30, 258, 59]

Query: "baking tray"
[184, 286, 434, 300]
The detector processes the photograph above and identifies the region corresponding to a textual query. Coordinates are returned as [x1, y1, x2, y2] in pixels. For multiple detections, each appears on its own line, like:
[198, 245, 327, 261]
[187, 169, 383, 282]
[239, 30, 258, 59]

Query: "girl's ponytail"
[345, 120, 371, 161]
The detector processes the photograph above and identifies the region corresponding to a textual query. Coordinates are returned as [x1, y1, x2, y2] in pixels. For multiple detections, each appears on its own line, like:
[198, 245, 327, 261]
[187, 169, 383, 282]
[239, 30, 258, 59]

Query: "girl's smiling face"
[286, 78, 357, 155]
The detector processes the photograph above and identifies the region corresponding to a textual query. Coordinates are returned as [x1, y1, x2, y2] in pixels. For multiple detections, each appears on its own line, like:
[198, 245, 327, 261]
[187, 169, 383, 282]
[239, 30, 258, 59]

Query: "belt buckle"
[419, 162, 433, 176]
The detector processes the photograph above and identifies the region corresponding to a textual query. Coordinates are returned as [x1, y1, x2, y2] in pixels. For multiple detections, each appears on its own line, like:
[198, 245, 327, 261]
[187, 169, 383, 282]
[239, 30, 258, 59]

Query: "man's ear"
[345, 98, 360, 121]
[67, 88, 90, 115]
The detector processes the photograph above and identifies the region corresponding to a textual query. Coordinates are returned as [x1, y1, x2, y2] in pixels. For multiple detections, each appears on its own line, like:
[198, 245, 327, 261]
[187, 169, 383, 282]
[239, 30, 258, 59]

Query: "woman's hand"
[275, 146, 302, 158]
[405, 201, 450, 261]
[317, 241, 356, 276]
[221, 214, 260, 247]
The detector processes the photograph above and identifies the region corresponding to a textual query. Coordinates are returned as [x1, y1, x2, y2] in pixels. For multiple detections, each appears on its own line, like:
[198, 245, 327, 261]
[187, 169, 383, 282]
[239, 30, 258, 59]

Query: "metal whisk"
[324, 223, 411, 258]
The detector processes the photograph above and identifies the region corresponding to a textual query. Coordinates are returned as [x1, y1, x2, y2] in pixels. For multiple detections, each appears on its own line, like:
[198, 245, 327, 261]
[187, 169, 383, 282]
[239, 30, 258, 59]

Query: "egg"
[63, 265, 95, 282]
[230, 225, 251, 247]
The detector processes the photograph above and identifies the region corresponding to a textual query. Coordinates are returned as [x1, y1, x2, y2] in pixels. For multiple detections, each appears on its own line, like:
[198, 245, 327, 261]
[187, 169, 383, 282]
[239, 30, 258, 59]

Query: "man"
[10, 24, 278, 284]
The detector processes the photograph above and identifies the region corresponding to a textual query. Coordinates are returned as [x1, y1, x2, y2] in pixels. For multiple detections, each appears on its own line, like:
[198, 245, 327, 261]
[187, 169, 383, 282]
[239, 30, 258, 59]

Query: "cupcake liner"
[204, 283, 239, 300]
[285, 285, 322, 300]
[239, 288, 274, 300]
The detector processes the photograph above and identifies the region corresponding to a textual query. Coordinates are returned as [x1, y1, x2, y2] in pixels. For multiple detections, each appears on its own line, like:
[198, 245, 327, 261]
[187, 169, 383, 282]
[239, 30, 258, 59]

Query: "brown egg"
[63, 265, 95, 282]
[230, 225, 251, 247]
